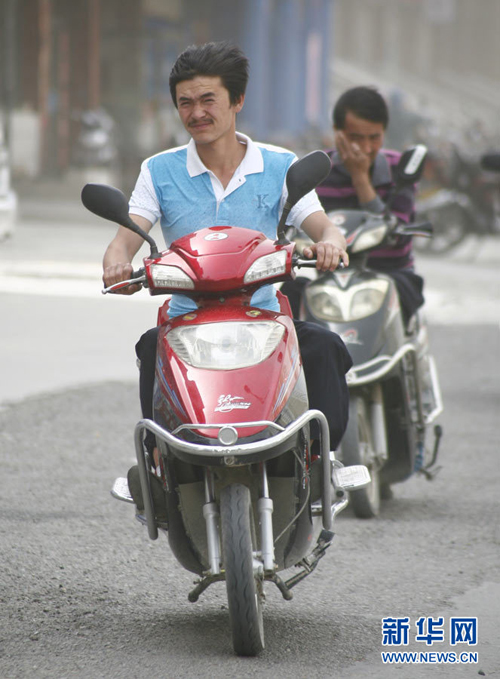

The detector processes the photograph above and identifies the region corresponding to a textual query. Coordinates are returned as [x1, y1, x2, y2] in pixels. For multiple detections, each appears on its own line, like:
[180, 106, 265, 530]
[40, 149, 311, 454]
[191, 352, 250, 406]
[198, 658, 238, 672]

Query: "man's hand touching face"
[335, 111, 385, 177]
[335, 129, 372, 176]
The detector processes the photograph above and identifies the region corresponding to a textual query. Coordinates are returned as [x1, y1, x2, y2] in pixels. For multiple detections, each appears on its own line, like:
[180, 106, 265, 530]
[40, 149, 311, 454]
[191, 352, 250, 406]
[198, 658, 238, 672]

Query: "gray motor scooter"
[291, 146, 444, 518]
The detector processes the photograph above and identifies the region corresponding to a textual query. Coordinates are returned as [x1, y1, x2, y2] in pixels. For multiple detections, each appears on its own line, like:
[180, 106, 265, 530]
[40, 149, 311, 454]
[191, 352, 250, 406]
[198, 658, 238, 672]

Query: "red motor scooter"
[82, 151, 369, 657]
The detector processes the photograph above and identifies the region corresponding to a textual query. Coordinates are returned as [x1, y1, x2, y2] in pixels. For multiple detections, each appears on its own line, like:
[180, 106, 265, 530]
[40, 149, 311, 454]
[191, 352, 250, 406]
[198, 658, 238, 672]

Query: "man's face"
[175, 75, 244, 146]
[337, 111, 385, 165]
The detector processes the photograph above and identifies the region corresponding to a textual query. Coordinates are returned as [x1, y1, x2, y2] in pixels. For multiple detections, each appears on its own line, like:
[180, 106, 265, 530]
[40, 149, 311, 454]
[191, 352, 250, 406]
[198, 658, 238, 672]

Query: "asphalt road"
[0, 213, 499, 678]
[1, 325, 498, 678]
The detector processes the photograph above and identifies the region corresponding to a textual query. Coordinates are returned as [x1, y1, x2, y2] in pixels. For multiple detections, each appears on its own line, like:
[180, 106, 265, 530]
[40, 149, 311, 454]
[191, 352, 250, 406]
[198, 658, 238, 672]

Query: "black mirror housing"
[286, 150, 332, 205]
[81, 183, 131, 225]
[276, 150, 332, 244]
[394, 145, 428, 185]
[480, 153, 500, 173]
[81, 183, 159, 256]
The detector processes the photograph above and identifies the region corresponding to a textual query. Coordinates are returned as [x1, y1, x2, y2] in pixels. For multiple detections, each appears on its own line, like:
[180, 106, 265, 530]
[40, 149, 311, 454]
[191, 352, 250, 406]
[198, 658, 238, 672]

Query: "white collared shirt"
[129, 131, 323, 242]
[128, 132, 324, 316]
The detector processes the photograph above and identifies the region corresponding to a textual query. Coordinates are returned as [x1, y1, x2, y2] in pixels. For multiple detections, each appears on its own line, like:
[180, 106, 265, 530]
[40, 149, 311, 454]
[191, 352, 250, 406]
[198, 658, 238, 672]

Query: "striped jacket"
[317, 149, 416, 271]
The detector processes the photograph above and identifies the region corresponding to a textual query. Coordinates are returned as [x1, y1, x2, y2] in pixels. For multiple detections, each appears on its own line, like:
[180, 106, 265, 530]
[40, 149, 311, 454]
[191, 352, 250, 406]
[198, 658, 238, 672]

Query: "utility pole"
[38, 0, 52, 174]
[88, 0, 101, 109]
[0, 0, 18, 241]
[2, 0, 17, 148]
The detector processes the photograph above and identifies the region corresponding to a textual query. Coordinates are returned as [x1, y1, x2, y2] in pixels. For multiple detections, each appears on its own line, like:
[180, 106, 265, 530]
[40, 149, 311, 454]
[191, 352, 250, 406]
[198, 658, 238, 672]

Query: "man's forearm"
[103, 238, 135, 269]
[320, 223, 347, 250]
[103, 223, 149, 270]
[351, 172, 377, 205]
[301, 210, 345, 248]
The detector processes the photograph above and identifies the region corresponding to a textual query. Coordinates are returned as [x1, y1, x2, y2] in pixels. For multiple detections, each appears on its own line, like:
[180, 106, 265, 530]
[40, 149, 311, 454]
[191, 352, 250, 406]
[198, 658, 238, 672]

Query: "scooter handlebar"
[102, 269, 146, 294]
[294, 257, 345, 270]
[396, 221, 434, 238]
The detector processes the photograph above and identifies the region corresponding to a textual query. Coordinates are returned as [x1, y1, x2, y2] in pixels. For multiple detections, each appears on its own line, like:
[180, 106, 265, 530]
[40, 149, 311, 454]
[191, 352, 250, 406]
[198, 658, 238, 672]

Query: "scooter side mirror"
[82, 183, 130, 224]
[276, 151, 332, 244]
[394, 144, 428, 185]
[286, 150, 332, 205]
[81, 183, 159, 256]
[480, 153, 500, 172]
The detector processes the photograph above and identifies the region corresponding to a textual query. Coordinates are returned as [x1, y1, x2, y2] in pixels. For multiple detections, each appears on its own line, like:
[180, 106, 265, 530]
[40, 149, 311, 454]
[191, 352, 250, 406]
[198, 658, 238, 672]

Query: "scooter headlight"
[305, 286, 343, 322]
[305, 279, 390, 321]
[167, 321, 285, 369]
[349, 282, 388, 319]
[244, 250, 287, 284]
[150, 264, 194, 290]
[351, 225, 388, 253]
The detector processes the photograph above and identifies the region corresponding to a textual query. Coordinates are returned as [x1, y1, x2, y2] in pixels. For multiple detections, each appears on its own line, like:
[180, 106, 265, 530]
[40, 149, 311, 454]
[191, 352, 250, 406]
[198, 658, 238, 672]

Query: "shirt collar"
[186, 131, 263, 178]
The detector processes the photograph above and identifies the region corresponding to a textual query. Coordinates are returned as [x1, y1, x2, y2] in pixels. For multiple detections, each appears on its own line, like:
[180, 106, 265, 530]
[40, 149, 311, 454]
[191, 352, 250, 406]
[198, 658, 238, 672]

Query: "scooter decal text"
[215, 395, 252, 413]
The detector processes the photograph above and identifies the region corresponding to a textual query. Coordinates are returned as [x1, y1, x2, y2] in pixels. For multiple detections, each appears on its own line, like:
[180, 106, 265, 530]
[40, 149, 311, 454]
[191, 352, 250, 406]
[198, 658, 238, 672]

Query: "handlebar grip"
[102, 272, 147, 294]
[295, 258, 318, 268]
[398, 221, 434, 238]
[294, 258, 345, 270]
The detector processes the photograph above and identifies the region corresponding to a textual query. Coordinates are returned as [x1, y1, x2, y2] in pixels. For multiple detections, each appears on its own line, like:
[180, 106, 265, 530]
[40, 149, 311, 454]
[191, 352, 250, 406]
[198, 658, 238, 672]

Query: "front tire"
[341, 396, 381, 518]
[220, 483, 265, 656]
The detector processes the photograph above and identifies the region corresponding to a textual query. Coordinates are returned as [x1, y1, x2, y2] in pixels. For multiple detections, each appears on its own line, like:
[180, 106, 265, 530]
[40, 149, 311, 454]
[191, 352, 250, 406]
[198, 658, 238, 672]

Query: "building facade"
[331, 0, 500, 146]
[1, 0, 334, 190]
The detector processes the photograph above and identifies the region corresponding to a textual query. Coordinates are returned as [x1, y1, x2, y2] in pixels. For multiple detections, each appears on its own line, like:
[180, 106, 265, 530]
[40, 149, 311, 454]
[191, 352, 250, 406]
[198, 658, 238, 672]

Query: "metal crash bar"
[346, 343, 416, 386]
[134, 409, 333, 540]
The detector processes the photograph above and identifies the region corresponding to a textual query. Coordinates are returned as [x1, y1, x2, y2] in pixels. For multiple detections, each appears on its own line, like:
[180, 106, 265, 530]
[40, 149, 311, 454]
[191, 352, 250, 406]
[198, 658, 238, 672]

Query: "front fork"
[202, 469, 221, 575]
[370, 382, 388, 467]
[404, 337, 444, 475]
[189, 463, 274, 602]
[201, 462, 275, 578]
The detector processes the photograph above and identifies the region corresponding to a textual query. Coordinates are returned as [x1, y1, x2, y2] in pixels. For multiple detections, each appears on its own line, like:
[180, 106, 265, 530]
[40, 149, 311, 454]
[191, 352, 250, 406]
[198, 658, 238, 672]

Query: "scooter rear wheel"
[220, 483, 265, 656]
[341, 396, 381, 518]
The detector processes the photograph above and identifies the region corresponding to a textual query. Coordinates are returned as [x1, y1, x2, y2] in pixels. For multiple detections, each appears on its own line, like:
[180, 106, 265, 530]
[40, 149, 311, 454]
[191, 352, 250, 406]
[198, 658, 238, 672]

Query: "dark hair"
[333, 86, 389, 129]
[169, 41, 249, 108]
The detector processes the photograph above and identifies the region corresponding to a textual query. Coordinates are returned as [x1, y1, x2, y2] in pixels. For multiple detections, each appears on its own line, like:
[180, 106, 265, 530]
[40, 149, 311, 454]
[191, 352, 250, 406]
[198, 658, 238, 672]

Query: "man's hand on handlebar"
[302, 241, 349, 271]
[103, 262, 142, 295]
[299, 211, 349, 271]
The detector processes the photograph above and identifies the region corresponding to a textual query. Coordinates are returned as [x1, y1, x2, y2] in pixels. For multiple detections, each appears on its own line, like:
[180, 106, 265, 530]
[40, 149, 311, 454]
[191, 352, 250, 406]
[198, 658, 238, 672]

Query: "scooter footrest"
[111, 477, 134, 504]
[333, 465, 371, 491]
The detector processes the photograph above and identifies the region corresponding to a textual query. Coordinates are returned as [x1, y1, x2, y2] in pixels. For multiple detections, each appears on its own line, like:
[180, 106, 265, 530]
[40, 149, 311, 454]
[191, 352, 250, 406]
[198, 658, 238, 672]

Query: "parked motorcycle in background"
[287, 146, 444, 518]
[81, 152, 370, 657]
[73, 108, 118, 169]
[414, 140, 500, 255]
[480, 152, 500, 177]
[0, 134, 17, 241]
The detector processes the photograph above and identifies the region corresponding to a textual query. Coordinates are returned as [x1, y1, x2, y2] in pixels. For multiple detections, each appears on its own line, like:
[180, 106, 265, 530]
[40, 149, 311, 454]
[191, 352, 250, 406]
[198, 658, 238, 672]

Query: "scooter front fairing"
[148, 299, 331, 573]
[153, 304, 304, 444]
[303, 267, 408, 386]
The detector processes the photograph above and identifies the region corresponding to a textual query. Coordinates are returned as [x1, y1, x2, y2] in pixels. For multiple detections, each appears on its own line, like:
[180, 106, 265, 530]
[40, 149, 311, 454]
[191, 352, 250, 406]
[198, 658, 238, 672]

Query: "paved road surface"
[1, 325, 498, 678]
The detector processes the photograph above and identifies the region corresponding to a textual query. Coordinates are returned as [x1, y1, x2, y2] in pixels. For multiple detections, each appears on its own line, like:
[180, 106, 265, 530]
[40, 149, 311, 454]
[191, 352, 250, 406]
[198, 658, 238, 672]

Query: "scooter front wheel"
[341, 396, 381, 518]
[220, 483, 265, 656]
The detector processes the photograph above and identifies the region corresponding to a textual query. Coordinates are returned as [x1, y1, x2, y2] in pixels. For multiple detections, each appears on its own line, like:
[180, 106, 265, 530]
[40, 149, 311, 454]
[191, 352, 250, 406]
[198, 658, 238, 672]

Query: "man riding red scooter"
[101, 41, 352, 494]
